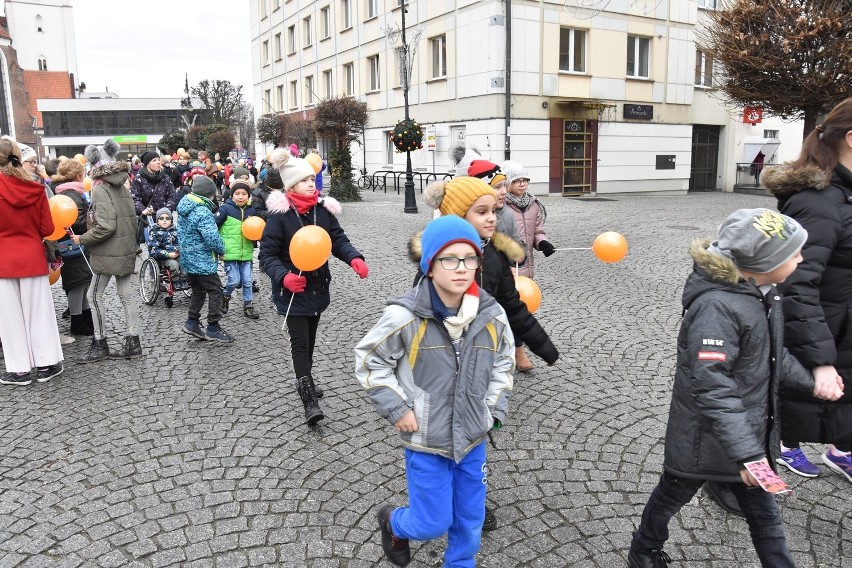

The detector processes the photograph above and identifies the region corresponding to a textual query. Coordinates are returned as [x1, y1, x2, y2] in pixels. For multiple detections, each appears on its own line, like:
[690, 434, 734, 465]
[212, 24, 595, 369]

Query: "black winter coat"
[54, 184, 91, 291]
[251, 186, 273, 220]
[764, 163, 852, 444]
[131, 169, 178, 215]
[663, 241, 813, 481]
[409, 230, 558, 365]
[259, 192, 362, 317]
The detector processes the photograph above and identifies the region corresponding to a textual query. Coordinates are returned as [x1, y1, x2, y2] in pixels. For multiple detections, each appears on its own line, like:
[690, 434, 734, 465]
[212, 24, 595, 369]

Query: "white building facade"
[4, 0, 77, 75]
[250, 0, 803, 195]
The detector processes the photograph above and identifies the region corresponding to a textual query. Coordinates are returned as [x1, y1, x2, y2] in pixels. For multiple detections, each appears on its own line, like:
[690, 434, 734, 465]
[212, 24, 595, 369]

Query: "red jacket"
[0, 173, 54, 278]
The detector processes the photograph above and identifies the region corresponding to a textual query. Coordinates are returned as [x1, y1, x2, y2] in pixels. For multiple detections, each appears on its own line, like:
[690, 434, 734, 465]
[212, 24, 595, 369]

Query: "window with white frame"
[262, 40, 270, 65]
[259, 0, 268, 19]
[367, 0, 378, 18]
[430, 35, 447, 79]
[264, 89, 272, 111]
[272, 0, 280, 9]
[305, 75, 315, 106]
[321, 6, 331, 39]
[290, 80, 298, 109]
[368, 55, 380, 91]
[694, 49, 713, 86]
[344, 63, 354, 95]
[304, 16, 312, 47]
[36, 15, 44, 32]
[323, 69, 333, 98]
[341, 0, 352, 29]
[627, 35, 650, 78]
[276, 85, 284, 111]
[288, 25, 296, 54]
[385, 131, 395, 164]
[559, 28, 586, 73]
[274, 33, 282, 60]
[698, 0, 716, 9]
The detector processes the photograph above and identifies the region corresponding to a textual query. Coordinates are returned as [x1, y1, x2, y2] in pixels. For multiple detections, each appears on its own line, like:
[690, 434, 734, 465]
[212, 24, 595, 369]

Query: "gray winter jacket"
[79, 164, 137, 276]
[663, 240, 815, 482]
[355, 279, 515, 463]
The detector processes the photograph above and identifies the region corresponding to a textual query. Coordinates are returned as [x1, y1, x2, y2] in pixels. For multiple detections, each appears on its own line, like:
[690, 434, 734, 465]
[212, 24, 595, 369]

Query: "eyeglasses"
[23, 159, 37, 166]
[435, 256, 481, 270]
[512, 179, 530, 185]
[157, 215, 172, 221]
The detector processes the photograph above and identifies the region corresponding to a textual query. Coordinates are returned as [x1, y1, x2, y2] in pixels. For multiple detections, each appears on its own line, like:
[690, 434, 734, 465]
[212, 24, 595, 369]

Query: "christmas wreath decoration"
[390, 118, 423, 152]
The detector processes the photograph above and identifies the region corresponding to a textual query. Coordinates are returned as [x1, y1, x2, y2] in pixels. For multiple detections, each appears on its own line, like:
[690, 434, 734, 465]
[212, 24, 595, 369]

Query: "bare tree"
[237, 103, 256, 151]
[698, 0, 852, 137]
[288, 118, 317, 154]
[190, 80, 245, 127]
[257, 113, 290, 148]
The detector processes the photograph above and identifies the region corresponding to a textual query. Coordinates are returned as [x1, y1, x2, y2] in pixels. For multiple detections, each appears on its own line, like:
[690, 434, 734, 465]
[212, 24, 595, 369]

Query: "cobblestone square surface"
[2, 189, 850, 567]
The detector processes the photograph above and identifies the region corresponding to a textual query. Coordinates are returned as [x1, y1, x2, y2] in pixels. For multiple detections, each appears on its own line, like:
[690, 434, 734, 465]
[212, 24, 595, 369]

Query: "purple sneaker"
[821, 449, 852, 483]
[776, 447, 820, 478]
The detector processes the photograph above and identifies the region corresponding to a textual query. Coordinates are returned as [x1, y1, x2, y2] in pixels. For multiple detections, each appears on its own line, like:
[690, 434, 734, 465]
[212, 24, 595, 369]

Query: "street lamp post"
[400, 6, 417, 214]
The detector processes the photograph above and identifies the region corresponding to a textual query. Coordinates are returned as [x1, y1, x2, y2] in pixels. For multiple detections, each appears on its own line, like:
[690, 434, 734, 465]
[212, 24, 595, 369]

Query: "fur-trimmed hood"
[761, 164, 833, 198]
[408, 229, 525, 265]
[688, 238, 739, 285]
[266, 191, 342, 216]
[684, 238, 763, 311]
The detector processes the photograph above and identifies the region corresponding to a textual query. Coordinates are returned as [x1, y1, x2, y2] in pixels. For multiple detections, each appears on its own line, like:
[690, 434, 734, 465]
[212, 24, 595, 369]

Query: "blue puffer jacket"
[176, 193, 224, 275]
[147, 225, 179, 260]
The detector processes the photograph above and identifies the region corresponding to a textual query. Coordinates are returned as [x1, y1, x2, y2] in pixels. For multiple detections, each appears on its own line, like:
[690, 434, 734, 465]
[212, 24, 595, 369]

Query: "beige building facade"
[250, 0, 802, 195]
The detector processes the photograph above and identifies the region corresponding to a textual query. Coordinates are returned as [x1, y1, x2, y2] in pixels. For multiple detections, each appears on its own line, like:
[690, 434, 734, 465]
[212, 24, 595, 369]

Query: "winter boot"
[69, 313, 94, 336]
[221, 296, 230, 314]
[296, 375, 325, 425]
[515, 346, 534, 372]
[77, 337, 109, 364]
[109, 335, 144, 360]
[243, 304, 259, 319]
[80, 309, 95, 335]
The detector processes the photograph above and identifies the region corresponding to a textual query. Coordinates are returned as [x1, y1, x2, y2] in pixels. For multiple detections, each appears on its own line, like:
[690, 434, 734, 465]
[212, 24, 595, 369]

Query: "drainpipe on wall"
[504, 0, 511, 161]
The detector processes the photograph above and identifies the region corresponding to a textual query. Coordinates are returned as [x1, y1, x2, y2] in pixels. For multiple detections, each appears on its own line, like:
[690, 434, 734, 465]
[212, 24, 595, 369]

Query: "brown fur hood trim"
[689, 238, 740, 285]
[761, 164, 833, 198]
[408, 228, 525, 264]
[90, 160, 130, 180]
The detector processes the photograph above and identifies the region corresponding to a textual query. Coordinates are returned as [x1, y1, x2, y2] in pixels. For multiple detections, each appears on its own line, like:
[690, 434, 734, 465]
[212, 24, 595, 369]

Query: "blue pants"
[391, 442, 487, 568]
[636, 471, 795, 567]
[223, 260, 253, 304]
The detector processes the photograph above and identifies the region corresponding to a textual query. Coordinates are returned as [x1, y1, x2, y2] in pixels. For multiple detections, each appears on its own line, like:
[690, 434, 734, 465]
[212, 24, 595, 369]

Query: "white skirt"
[0, 276, 64, 373]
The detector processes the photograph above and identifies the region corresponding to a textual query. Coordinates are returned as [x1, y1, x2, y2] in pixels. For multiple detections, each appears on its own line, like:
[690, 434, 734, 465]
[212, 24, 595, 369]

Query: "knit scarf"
[429, 280, 480, 341]
[288, 191, 319, 215]
[140, 167, 164, 183]
[505, 191, 532, 210]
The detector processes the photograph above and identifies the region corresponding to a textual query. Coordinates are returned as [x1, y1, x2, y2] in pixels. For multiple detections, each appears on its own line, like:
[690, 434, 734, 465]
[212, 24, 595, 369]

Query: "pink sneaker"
[821, 449, 852, 483]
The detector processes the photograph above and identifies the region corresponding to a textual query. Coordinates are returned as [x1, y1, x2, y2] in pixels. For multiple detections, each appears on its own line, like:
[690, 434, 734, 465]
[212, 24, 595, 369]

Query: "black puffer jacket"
[409, 230, 558, 365]
[764, 163, 852, 444]
[663, 240, 813, 481]
[259, 192, 363, 317]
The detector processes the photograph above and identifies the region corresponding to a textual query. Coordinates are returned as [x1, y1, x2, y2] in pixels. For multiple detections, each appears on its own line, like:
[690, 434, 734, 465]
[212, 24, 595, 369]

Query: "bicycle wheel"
[357, 175, 368, 190]
[138, 258, 161, 305]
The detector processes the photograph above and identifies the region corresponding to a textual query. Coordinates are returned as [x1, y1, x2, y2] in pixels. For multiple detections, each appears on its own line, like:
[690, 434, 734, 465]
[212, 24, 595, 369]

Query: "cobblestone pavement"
[2, 189, 851, 568]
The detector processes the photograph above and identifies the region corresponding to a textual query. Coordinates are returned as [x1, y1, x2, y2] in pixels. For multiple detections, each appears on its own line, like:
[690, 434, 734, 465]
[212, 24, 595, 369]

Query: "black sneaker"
[0, 372, 32, 386]
[182, 319, 207, 340]
[628, 533, 671, 568]
[482, 506, 497, 531]
[244, 306, 259, 319]
[252, 281, 260, 294]
[206, 323, 234, 343]
[377, 505, 410, 567]
[35, 363, 63, 383]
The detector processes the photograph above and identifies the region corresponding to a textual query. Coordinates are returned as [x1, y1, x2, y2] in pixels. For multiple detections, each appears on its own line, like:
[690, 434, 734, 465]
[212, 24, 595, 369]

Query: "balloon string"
[281, 270, 302, 331]
[67, 228, 95, 274]
[554, 247, 593, 251]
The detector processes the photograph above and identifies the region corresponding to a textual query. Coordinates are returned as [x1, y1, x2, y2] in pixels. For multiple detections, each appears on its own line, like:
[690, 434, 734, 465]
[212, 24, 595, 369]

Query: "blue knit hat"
[419, 215, 482, 275]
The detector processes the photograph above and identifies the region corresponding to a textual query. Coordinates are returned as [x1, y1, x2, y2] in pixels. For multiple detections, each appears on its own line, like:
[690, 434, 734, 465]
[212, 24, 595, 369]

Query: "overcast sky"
[72, 0, 253, 100]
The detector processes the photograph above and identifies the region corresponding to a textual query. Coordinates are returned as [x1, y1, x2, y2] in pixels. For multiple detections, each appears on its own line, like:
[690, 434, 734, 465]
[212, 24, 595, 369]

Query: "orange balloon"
[83, 177, 93, 191]
[74, 153, 86, 164]
[46, 225, 67, 241]
[289, 225, 332, 272]
[49, 267, 61, 285]
[305, 153, 323, 174]
[49, 194, 78, 228]
[241, 216, 266, 241]
[515, 276, 542, 314]
[593, 231, 628, 263]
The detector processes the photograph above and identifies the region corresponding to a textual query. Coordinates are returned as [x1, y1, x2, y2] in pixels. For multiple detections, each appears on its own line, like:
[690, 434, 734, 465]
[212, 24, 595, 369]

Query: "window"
[763, 129, 779, 139]
[385, 131, 395, 164]
[430, 35, 447, 79]
[367, 0, 378, 18]
[397, 0, 408, 5]
[264, 89, 272, 112]
[274, 33, 282, 60]
[321, 6, 331, 39]
[305, 75, 315, 106]
[341, 0, 352, 29]
[288, 25, 296, 54]
[694, 49, 713, 87]
[698, 0, 715, 8]
[323, 69, 333, 98]
[559, 28, 586, 73]
[290, 81, 298, 109]
[38, 57, 47, 71]
[276, 85, 284, 111]
[272, 0, 280, 9]
[262, 40, 270, 65]
[627, 35, 649, 78]
[259, 0, 268, 19]
[35, 15, 43, 32]
[368, 55, 380, 91]
[344, 63, 354, 96]
[304, 16, 312, 47]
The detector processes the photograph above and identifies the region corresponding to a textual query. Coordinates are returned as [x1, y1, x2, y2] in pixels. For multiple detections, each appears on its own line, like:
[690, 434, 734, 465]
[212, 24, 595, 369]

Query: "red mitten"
[283, 272, 307, 293]
[350, 258, 369, 279]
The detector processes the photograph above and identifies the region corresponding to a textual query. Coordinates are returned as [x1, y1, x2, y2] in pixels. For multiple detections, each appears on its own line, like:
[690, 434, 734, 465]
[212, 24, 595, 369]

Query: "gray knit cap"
[711, 208, 807, 273]
[192, 176, 217, 199]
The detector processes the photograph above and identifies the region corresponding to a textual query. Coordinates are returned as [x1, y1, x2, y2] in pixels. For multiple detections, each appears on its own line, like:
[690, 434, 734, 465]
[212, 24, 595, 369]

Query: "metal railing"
[735, 163, 765, 188]
[358, 169, 454, 194]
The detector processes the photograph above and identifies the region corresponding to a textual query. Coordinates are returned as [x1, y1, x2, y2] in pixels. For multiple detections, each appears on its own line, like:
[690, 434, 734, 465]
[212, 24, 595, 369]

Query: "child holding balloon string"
[259, 148, 369, 426]
[215, 180, 261, 320]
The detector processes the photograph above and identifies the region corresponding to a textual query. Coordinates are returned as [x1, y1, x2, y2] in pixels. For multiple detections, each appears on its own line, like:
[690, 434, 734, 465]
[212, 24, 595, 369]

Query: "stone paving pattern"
[1, 189, 851, 567]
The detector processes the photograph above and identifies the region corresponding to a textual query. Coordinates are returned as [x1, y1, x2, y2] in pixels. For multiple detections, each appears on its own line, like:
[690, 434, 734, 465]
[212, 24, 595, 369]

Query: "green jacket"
[214, 199, 257, 261]
[79, 168, 137, 276]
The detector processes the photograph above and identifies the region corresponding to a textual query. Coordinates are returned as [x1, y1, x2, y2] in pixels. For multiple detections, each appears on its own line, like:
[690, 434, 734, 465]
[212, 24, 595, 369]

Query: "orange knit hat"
[424, 176, 497, 216]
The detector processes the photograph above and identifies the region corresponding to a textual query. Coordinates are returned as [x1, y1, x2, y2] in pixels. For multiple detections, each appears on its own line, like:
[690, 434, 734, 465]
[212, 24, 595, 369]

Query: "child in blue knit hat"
[355, 215, 515, 568]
